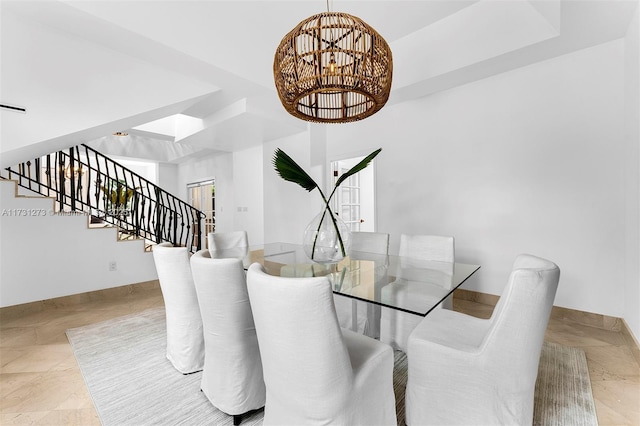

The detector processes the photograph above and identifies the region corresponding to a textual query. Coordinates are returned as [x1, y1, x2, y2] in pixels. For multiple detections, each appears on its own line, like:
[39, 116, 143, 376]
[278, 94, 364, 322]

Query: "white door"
[330, 157, 375, 232]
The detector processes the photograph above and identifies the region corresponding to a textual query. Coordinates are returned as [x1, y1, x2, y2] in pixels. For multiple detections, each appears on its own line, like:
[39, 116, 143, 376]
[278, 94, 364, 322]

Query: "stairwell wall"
[0, 181, 158, 307]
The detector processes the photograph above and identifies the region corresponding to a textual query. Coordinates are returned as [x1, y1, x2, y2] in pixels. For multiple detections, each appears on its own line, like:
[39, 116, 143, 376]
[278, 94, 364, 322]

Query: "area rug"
[534, 340, 598, 425]
[67, 307, 597, 426]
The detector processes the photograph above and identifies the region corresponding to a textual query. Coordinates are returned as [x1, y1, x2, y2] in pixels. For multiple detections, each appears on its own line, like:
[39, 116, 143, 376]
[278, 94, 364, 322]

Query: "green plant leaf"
[335, 148, 382, 188]
[272, 148, 319, 193]
[272, 147, 382, 260]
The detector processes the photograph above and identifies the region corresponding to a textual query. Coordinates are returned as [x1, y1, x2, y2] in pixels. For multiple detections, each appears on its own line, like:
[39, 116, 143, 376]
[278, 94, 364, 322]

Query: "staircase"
[2, 144, 204, 251]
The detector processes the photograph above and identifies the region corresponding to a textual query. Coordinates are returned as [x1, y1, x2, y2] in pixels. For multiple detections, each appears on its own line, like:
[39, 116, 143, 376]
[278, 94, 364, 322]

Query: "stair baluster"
[2, 144, 203, 252]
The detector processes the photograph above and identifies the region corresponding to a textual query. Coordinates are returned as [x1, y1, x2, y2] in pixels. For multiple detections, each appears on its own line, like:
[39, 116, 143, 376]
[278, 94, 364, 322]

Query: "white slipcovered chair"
[334, 231, 389, 337]
[151, 242, 204, 374]
[207, 230, 249, 260]
[380, 234, 455, 352]
[190, 250, 265, 425]
[246, 263, 397, 426]
[405, 253, 560, 425]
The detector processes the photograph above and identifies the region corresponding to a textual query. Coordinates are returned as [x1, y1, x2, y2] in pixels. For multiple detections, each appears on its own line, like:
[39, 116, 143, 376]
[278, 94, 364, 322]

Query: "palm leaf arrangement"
[273, 147, 382, 260]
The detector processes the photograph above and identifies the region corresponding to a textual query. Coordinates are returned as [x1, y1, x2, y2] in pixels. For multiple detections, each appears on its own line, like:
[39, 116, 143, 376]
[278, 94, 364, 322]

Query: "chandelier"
[273, 7, 392, 124]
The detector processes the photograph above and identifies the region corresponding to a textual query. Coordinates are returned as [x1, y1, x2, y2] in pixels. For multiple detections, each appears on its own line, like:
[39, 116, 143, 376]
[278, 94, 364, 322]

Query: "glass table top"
[214, 242, 480, 317]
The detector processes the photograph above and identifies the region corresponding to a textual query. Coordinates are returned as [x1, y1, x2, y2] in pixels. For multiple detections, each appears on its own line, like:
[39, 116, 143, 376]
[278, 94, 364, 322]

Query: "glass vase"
[303, 209, 351, 264]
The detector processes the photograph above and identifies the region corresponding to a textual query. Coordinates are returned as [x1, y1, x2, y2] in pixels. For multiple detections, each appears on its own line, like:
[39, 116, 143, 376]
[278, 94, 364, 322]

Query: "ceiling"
[3, 0, 638, 163]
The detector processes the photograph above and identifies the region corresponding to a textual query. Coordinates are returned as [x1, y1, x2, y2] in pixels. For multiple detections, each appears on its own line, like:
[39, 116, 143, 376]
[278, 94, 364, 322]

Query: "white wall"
[115, 158, 157, 184]
[233, 146, 265, 245]
[0, 181, 157, 307]
[624, 6, 640, 341]
[263, 132, 319, 245]
[157, 163, 180, 197]
[318, 40, 628, 319]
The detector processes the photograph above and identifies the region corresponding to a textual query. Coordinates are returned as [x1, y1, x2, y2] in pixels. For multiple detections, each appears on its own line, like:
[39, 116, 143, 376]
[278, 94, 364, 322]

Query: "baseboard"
[621, 318, 640, 367]
[454, 288, 632, 334]
[0, 280, 160, 321]
[454, 288, 500, 307]
[454, 288, 640, 365]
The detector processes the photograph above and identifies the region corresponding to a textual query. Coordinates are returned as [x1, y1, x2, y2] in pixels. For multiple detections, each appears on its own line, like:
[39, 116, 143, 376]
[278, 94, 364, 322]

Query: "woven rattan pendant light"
[274, 3, 393, 124]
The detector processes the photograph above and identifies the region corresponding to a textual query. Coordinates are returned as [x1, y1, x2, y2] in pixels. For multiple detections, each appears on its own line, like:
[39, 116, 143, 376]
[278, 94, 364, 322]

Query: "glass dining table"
[216, 242, 481, 335]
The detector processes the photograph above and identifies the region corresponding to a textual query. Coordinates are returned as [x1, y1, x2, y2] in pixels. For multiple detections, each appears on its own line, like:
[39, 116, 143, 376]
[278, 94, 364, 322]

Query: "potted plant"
[99, 178, 138, 221]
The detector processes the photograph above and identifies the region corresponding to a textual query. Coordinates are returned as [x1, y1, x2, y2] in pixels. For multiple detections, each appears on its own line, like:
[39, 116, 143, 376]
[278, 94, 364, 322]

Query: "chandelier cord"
[327, 0, 335, 61]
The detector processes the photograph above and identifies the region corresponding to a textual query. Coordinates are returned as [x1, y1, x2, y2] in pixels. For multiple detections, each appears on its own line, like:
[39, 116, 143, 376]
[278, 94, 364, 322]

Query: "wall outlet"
[109, 261, 117, 271]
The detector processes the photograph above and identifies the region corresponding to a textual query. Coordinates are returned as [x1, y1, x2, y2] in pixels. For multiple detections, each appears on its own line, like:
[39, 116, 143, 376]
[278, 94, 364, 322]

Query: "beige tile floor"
[0, 283, 638, 425]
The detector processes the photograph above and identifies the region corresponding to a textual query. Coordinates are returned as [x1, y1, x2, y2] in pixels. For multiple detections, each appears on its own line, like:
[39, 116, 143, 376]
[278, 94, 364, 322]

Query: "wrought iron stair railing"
[2, 144, 204, 251]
